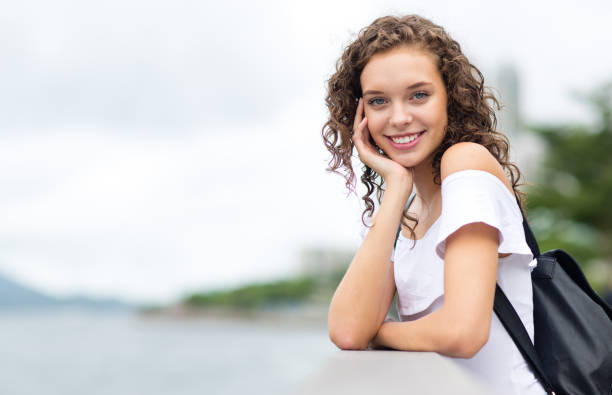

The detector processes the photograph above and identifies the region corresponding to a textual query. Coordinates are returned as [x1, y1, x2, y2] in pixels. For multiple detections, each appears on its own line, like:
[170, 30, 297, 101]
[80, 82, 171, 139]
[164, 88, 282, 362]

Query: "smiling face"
[360, 45, 448, 171]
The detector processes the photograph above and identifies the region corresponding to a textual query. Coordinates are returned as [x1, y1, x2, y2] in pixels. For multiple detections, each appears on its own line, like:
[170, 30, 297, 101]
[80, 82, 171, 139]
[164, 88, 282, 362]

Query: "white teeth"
[391, 132, 422, 144]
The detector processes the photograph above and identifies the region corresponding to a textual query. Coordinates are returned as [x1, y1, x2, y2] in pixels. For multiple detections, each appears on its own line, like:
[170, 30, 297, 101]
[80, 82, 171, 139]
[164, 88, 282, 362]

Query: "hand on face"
[352, 98, 413, 186]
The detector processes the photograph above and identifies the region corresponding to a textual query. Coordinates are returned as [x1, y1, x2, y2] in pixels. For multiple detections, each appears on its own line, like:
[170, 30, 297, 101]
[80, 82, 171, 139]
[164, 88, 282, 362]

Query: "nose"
[389, 102, 413, 128]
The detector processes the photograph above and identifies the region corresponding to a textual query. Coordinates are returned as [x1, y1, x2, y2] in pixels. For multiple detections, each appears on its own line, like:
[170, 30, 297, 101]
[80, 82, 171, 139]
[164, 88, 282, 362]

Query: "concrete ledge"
[294, 350, 491, 395]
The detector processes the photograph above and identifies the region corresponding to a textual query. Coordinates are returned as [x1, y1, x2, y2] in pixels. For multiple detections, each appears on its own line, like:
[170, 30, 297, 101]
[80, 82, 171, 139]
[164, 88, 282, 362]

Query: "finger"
[361, 116, 370, 142]
[352, 116, 368, 149]
[359, 117, 377, 152]
[352, 98, 364, 133]
[353, 119, 380, 161]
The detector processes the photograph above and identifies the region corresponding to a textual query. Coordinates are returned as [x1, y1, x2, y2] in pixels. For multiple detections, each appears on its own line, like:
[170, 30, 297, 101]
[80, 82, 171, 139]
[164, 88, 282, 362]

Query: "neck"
[411, 155, 441, 209]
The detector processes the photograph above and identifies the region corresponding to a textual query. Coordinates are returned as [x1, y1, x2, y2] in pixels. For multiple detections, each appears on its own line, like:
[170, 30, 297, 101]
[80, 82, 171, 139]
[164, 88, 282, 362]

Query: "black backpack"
[494, 218, 612, 395]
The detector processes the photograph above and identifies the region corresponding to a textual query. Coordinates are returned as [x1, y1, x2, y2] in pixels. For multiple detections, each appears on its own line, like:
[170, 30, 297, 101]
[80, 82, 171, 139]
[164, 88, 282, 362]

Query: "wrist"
[385, 171, 411, 187]
[373, 321, 394, 349]
[384, 177, 413, 203]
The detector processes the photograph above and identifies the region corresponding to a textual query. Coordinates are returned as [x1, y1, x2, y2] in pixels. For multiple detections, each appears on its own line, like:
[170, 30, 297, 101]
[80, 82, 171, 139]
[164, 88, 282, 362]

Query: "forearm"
[371, 220, 498, 358]
[328, 180, 411, 348]
[372, 305, 488, 358]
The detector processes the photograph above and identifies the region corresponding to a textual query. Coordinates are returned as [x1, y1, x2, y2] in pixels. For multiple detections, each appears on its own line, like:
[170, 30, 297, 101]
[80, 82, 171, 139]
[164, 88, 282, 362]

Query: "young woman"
[322, 15, 546, 395]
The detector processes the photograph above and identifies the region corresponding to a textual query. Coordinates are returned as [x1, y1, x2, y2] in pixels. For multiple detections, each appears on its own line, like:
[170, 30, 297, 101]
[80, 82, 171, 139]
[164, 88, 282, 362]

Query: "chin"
[386, 153, 418, 168]
[390, 160, 416, 170]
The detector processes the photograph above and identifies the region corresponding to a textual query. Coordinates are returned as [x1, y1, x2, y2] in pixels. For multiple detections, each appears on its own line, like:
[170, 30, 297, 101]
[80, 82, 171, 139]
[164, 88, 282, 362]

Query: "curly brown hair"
[321, 14, 526, 240]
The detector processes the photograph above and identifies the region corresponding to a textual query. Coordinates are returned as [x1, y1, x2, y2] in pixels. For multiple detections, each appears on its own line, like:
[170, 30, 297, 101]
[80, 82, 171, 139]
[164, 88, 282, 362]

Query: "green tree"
[526, 82, 612, 292]
[184, 276, 317, 310]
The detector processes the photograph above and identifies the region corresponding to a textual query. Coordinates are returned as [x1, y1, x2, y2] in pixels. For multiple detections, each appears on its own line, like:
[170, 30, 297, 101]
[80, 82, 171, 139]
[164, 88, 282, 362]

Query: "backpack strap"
[494, 284, 556, 394]
[493, 214, 556, 394]
[522, 215, 541, 258]
[394, 193, 417, 248]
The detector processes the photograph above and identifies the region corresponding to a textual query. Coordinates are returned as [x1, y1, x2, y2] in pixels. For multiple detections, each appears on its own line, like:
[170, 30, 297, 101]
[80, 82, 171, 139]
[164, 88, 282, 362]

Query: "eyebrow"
[363, 81, 433, 96]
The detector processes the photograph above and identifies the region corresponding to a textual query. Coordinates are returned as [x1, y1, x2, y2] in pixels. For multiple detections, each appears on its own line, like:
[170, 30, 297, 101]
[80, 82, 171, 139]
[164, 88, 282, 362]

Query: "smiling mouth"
[386, 131, 425, 144]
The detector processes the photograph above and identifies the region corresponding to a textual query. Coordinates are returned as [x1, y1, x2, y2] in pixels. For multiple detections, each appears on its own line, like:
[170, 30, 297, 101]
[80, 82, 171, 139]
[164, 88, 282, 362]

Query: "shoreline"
[138, 303, 329, 327]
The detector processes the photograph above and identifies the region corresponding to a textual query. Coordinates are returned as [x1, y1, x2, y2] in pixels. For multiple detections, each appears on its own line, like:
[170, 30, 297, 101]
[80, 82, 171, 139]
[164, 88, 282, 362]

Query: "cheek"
[421, 102, 447, 127]
[367, 117, 388, 146]
[365, 110, 386, 134]
[435, 100, 448, 124]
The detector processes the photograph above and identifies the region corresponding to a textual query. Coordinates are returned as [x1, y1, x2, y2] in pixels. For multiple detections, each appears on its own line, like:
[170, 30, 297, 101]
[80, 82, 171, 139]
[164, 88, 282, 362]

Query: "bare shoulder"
[440, 142, 513, 193]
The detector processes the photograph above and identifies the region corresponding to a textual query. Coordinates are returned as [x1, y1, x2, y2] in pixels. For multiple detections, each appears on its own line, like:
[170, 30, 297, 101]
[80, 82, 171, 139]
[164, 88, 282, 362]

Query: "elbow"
[328, 321, 371, 350]
[447, 324, 489, 358]
[329, 331, 370, 350]
[453, 335, 488, 359]
[327, 307, 373, 350]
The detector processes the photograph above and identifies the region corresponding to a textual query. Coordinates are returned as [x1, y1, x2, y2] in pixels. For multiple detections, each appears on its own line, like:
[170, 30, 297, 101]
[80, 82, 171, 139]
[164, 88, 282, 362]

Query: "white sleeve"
[435, 169, 533, 261]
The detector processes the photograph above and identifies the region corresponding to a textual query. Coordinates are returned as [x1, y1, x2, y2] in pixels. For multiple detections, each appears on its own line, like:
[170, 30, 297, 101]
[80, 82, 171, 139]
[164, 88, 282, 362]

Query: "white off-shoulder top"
[362, 170, 546, 395]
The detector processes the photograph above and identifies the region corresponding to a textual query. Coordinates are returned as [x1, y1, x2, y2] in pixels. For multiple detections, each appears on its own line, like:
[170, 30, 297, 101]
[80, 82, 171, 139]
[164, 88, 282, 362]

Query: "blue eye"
[414, 92, 428, 100]
[368, 98, 386, 106]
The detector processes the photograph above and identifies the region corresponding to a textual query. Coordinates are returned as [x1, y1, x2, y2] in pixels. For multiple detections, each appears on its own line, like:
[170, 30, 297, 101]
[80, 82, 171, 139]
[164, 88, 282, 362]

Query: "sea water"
[0, 311, 334, 395]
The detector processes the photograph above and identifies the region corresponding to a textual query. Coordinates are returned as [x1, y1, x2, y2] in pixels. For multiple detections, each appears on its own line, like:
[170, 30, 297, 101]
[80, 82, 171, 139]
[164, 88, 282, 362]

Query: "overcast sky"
[1, 0, 611, 304]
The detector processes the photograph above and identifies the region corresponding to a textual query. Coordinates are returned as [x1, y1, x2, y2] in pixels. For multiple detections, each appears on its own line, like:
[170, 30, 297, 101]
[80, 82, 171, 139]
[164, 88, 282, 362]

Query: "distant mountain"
[0, 273, 55, 308]
[0, 273, 132, 311]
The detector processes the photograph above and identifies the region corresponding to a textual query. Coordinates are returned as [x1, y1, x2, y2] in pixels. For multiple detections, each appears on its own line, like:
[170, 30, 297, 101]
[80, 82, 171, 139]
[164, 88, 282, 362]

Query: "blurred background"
[1, 0, 611, 394]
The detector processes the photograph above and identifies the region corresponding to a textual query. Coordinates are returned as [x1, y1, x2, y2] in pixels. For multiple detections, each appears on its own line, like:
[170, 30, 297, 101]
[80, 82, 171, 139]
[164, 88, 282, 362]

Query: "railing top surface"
[294, 350, 491, 395]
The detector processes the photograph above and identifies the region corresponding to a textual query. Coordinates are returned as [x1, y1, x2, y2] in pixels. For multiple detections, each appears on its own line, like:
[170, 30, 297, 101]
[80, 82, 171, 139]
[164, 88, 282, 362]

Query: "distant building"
[496, 62, 545, 182]
[299, 247, 352, 278]
[497, 63, 520, 139]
